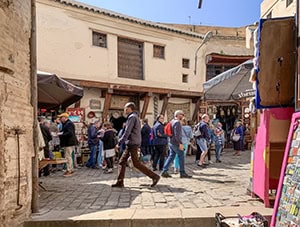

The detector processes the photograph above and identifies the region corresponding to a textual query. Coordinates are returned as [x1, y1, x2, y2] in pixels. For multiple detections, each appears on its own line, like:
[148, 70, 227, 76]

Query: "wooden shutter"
[118, 38, 143, 80]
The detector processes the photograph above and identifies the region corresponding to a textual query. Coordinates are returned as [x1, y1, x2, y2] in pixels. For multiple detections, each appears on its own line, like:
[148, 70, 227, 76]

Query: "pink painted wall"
[253, 108, 294, 208]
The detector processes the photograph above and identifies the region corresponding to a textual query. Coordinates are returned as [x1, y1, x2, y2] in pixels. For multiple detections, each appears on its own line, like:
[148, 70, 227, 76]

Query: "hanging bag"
[232, 134, 241, 142]
[193, 123, 202, 137]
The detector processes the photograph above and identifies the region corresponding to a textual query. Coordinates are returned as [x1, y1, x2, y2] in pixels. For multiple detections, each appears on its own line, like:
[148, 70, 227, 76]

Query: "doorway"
[215, 105, 239, 147]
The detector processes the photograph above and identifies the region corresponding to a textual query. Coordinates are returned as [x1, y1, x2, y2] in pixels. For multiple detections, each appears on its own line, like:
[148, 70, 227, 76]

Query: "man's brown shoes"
[151, 176, 160, 187]
[111, 181, 124, 188]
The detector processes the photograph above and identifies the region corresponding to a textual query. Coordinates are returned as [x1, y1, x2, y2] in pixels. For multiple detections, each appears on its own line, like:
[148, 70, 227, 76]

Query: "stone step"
[24, 207, 273, 227]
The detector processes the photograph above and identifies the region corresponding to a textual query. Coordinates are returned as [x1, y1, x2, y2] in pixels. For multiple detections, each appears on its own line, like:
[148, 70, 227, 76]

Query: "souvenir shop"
[238, 16, 300, 227]
[198, 101, 252, 149]
[202, 14, 299, 226]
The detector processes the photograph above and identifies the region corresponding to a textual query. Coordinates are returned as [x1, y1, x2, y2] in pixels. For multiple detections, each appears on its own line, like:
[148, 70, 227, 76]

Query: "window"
[286, 0, 293, 7]
[182, 74, 188, 83]
[92, 31, 107, 48]
[153, 45, 165, 58]
[118, 37, 144, 80]
[206, 64, 236, 81]
[182, 58, 190, 68]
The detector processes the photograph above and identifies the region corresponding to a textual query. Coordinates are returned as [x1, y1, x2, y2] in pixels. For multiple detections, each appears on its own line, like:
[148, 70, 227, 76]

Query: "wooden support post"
[102, 89, 113, 122]
[74, 100, 81, 108]
[192, 98, 202, 122]
[140, 93, 152, 119]
[160, 94, 170, 115]
[30, 0, 39, 214]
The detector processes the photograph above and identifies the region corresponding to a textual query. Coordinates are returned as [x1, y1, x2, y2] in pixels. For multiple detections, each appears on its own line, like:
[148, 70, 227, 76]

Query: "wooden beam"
[192, 98, 202, 122]
[102, 90, 113, 122]
[160, 95, 170, 115]
[140, 93, 152, 119]
[67, 79, 202, 99]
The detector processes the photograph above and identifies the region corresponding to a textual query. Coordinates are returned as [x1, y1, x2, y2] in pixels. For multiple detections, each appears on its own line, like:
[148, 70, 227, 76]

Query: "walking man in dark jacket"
[112, 102, 160, 188]
[58, 112, 77, 177]
[161, 110, 192, 178]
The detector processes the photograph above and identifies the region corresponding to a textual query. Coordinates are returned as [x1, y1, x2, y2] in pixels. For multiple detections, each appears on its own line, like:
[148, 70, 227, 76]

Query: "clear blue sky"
[77, 0, 262, 27]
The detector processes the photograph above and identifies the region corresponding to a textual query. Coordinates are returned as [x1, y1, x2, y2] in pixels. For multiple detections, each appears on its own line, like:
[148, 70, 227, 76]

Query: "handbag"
[193, 123, 201, 137]
[232, 134, 240, 142]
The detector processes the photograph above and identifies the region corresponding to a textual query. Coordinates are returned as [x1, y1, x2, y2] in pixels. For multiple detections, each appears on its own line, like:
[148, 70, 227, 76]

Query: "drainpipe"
[30, 0, 39, 213]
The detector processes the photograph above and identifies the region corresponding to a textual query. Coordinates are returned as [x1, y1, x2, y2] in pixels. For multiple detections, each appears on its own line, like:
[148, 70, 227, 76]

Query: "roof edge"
[50, 0, 206, 39]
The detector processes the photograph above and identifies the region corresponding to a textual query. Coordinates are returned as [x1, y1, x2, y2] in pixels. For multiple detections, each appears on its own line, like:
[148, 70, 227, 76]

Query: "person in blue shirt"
[173, 117, 193, 173]
[86, 120, 100, 169]
[214, 122, 225, 163]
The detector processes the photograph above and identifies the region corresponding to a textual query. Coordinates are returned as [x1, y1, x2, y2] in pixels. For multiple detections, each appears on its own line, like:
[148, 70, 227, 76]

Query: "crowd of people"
[38, 112, 77, 177]
[38, 101, 246, 186]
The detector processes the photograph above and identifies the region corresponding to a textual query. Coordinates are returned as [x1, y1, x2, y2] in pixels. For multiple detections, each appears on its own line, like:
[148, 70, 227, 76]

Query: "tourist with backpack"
[161, 110, 192, 178]
[193, 120, 202, 163]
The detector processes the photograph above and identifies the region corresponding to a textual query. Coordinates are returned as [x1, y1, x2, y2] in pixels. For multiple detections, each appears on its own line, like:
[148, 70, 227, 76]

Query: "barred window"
[92, 31, 107, 48]
[182, 58, 190, 68]
[286, 0, 293, 7]
[182, 74, 188, 83]
[153, 45, 165, 59]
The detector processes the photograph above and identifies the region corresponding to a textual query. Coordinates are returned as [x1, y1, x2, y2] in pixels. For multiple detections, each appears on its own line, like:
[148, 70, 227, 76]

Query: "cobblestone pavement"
[39, 149, 263, 215]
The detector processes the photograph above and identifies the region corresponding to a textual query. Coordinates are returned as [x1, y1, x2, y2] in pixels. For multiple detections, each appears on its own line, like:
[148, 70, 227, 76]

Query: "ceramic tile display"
[271, 112, 300, 226]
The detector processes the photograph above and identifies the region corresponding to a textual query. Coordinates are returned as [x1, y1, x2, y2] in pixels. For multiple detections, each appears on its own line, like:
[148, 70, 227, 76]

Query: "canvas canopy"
[37, 71, 83, 109]
[203, 59, 254, 100]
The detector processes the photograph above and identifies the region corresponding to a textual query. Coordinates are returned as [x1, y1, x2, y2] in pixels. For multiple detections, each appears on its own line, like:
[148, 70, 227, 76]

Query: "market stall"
[37, 71, 84, 110]
[251, 17, 296, 209]
[203, 59, 255, 147]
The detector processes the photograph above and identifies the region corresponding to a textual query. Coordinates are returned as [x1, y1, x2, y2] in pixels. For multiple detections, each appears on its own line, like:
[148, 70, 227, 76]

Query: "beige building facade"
[261, 0, 296, 18]
[36, 0, 253, 126]
[0, 1, 34, 226]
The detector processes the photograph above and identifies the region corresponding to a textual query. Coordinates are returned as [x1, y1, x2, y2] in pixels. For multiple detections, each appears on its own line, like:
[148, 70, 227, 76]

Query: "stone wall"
[0, 1, 33, 227]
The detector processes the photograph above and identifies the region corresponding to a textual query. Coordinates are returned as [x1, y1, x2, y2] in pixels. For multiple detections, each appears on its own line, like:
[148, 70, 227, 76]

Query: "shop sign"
[111, 96, 130, 109]
[67, 108, 85, 121]
[89, 99, 101, 109]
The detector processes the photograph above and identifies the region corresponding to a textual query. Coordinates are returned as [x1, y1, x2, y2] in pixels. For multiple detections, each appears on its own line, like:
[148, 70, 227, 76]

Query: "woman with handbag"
[232, 121, 244, 156]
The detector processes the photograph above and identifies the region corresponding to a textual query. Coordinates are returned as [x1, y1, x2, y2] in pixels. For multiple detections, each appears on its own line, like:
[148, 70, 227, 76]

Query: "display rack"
[271, 112, 300, 226]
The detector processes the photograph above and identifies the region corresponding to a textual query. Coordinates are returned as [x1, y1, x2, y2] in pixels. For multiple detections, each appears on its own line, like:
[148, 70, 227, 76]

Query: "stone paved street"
[38, 148, 264, 215]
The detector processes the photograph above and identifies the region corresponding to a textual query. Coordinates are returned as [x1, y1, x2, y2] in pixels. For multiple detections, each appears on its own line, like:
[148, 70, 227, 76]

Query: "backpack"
[193, 123, 201, 137]
[164, 121, 173, 137]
